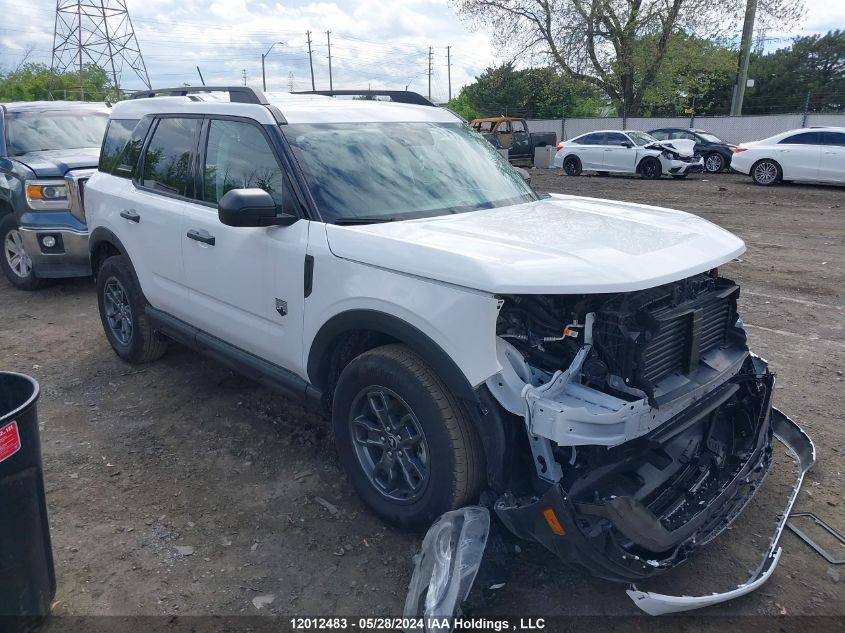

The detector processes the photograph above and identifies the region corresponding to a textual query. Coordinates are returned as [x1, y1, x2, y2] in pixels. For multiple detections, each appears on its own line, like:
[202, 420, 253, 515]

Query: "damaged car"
[81, 87, 812, 621]
[553, 130, 704, 179]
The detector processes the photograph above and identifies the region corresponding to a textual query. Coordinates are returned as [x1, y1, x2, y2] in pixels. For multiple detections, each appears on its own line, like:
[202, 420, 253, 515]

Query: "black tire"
[332, 344, 484, 528]
[0, 214, 46, 290]
[96, 255, 167, 364]
[562, 155, 582, 176]
[704, 152, 725, 173]
[672, 174, 688, 179]
[596, 171, 609, 177]
[639, 157, 662, 180]
[751, 159, 782, 186]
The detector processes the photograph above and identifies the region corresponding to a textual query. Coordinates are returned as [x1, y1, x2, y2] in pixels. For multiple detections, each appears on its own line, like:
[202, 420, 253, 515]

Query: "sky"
[0, 0, 842, 103]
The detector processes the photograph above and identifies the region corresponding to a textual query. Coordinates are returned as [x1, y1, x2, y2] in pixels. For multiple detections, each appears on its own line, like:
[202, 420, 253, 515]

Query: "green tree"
[0, 63, 115, 102]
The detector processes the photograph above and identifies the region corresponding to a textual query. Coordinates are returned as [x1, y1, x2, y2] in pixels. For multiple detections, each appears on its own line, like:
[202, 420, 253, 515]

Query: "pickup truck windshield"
[7, 112, 108, 156]
[284, 122, 537, 223]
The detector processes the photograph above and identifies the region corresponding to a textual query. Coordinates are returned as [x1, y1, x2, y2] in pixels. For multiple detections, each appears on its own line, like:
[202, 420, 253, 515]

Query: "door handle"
[187, 228, 215, 246]
[120, 209, 140, 223]
[604, 148, 613, 151]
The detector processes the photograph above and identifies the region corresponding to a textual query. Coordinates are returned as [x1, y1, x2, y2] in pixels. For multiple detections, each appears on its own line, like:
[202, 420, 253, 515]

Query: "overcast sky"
[1, 0, 842, 102]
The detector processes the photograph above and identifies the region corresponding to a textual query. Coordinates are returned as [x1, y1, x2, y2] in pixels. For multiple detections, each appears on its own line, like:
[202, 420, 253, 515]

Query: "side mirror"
[218, 188, 297, 227]
[621, 141, 633, 148]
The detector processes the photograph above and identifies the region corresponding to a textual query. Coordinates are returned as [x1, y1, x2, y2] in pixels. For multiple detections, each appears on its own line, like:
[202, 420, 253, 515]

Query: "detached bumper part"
[627, 408, 815, 615]
[403, 507, 490, 631]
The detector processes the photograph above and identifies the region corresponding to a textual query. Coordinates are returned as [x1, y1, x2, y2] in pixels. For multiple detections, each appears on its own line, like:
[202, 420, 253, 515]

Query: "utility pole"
[196, 66, 205, 86]
[730, 0, 758, 116]
[261, 41, 284, 91]
[446, 45, 451, 102]
[326, 31, 333, 91]
[306, 31, 316, 91]
[428, 46, 433, 100]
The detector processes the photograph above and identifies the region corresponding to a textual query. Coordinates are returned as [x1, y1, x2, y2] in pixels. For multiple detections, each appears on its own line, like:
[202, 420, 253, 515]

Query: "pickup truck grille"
[593, 274, 740, 396]
[65, 169, 94, 224]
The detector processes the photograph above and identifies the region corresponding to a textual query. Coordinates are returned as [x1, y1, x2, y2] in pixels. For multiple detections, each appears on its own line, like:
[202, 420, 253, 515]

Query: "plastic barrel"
[0, 372, 55, 627]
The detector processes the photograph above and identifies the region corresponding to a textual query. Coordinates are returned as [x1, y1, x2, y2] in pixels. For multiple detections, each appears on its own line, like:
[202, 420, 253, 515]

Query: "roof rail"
[129, 86, 269, 105]
[293, 90, 436, 107]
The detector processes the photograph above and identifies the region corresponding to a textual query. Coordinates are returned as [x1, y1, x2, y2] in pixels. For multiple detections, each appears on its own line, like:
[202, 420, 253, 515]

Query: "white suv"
[84, 87, 812, 614]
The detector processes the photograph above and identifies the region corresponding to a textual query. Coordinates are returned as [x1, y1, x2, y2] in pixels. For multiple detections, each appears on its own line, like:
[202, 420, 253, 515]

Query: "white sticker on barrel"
[0, 421, 22, 463]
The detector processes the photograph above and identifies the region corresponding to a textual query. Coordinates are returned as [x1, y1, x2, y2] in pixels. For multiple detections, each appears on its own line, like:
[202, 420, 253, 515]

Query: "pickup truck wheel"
[562, 156, 582, 176]
[332, 344, 484, 528]
[0, 214, 46, 290]
[639, 156, 662, 180]
[96, 255, 167, 364]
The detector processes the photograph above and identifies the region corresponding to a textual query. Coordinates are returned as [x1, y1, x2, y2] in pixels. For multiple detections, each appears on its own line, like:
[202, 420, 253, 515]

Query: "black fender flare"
[307, 309, 510, 491]
[88, 227, 129, 275]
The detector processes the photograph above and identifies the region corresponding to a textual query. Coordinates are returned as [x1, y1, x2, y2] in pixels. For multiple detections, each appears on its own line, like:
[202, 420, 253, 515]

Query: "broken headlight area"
[496, 356, 775, 583]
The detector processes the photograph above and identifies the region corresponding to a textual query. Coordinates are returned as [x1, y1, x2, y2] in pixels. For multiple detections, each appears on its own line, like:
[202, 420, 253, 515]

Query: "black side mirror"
[218, 188, 297, 227]
[621, 141, 633, 148]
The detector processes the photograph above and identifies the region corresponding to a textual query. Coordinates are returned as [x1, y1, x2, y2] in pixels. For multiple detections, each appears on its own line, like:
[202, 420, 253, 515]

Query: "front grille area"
[593, 273, 740, 398]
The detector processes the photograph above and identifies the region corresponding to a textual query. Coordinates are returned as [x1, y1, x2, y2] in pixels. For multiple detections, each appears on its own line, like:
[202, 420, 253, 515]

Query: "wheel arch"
[89, 227, 128, 279]
[307, 309, 511, 491]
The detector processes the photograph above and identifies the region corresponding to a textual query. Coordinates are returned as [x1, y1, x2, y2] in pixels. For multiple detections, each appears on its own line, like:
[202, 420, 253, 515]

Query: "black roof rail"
[129, 86, 269, 105]
[293, 90, 436, 107]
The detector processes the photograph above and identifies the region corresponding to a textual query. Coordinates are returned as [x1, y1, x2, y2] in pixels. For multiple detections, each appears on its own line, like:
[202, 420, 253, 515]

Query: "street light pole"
[261, 41, 285, 91]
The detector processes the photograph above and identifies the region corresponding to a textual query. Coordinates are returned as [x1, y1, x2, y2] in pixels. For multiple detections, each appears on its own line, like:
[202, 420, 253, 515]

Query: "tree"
[448, 63, 603, 119]
[0, 63, 115, 102]
[452, 0, 803, 115]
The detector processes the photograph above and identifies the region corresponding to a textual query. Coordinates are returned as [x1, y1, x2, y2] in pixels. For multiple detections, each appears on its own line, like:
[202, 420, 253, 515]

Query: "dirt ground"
[1, 172, 843, 630]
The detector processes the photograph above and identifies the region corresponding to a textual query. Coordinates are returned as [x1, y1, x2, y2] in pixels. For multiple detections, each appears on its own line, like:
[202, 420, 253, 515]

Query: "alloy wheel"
[754, 161, 778, 185]
[103, 277, 134, 346]
[705, 154, 724, 172]
[4, 229, 33, 279]
[349, 386, 429, 502]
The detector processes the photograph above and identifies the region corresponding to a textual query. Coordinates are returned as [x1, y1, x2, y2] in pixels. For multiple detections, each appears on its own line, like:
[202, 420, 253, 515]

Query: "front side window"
[6, 111, 108, 155]
[779, 132, 820, 145]
[99, 119, 138, 175]
[821, 132, 845, 146]
[511, 120, 526, 133]
[203, 119, 287, 209]
[141, 117, 201, 198]
[284, 121, 537, 223]
[605, 132, 629, 145]
[627, 131, 657, 146]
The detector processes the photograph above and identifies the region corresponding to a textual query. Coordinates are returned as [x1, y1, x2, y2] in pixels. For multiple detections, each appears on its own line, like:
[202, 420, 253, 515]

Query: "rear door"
[601, 132, 638, 172]
[572, 133, 606, 170]
[818, 131, 845, 183]
[776, 132, 822, 180]
[129, 116, 202, 318]
[180, 116, 309, 370]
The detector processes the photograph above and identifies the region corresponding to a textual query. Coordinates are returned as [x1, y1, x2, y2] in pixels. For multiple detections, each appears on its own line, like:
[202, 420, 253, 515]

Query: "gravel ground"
[1, 171, 843, 630]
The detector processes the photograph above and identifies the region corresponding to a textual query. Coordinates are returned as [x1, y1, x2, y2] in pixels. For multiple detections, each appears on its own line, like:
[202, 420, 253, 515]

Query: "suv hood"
[324, 194, 745, 294]
[14, 148, 100, 177]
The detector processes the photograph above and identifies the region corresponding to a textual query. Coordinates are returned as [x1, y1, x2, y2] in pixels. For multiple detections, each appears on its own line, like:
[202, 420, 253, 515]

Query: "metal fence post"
[560, 106, 565, 142]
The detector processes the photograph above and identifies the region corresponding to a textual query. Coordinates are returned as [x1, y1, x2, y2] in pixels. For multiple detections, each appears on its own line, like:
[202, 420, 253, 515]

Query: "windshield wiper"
[333, 216, 405, 225]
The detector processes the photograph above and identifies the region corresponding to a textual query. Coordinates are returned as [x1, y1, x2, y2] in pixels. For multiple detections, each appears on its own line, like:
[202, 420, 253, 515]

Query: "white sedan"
[730, 127, 845, 186]
[552, 130, 704, 179]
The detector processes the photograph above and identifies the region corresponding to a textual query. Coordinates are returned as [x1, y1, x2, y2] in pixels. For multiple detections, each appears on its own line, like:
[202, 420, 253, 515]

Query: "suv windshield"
[627, 131, 657, 146]
[284, 122, 537, 223]
[7, 112, 108, 155]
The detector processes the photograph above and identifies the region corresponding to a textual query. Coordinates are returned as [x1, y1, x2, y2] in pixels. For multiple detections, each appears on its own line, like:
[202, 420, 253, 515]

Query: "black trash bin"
[0, 372, 55, 626]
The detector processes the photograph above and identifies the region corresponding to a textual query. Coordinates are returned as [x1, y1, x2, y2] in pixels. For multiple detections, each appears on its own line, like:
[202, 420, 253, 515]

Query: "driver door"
[601, 132, 638, 172]
[181, 117, 308, 370]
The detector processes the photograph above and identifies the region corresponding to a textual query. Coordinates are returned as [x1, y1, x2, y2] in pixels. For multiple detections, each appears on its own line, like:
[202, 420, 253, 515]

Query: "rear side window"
[141, 117, 201, 198]
[99, 119, 137, 175]
[779, 132, 820, 145]
[577, 133, 604, 145]
[203, 119, 289, 210]
[650, 130, 669, 140]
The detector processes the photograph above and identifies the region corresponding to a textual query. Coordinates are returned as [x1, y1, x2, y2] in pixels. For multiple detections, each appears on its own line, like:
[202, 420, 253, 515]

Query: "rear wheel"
[0, 214, 45, 290]
[751, 159, 781, 186]
[596, 171, 609, 177]
[562, 155, 582, 176]
[332, 344, 484, 528]
[639, 157, 662, 180]
[96, 255, 167, 363]
[704, 152, 725, 173]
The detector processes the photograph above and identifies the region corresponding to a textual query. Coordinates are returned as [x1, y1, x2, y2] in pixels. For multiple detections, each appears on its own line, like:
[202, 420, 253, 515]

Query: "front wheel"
[332, 344, 484, 528]
[639, 157, 662, 180]
[562, 155, 582, 176]
[0, 214, 45, 290]
[96, 255, 167, 364]
[751, 159, 781, 186]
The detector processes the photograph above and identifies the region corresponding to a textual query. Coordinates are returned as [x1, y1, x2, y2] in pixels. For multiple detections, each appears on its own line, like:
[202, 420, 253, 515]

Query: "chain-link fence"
[526, 112, 845, 145]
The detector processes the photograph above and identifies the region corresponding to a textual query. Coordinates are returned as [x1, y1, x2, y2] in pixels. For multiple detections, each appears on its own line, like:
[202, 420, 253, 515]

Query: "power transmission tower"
[241, 69, 247, 85]
[288, 72, 294, 93]
[446, 46, 451, 102]
[306, 31, 316, 91]
[50, 0, 150, 100]
[428, 46, 433, 100]
[326, 31, 333, 91]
